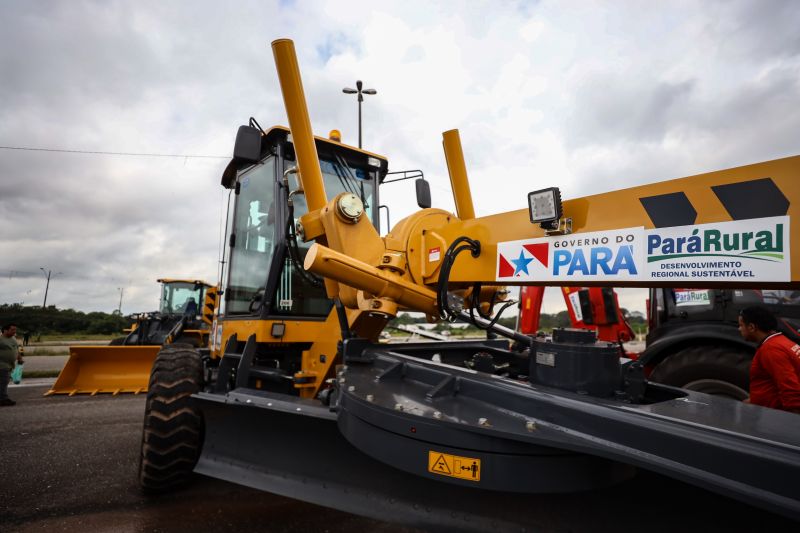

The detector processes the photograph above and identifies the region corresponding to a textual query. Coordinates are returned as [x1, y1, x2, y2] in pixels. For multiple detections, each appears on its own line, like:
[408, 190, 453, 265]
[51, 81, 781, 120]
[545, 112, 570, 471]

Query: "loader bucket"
[45, 346, 160, 396]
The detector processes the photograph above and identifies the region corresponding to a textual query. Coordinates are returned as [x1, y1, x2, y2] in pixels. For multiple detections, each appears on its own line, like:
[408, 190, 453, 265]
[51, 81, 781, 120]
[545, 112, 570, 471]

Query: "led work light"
[528, 187, 563, 230]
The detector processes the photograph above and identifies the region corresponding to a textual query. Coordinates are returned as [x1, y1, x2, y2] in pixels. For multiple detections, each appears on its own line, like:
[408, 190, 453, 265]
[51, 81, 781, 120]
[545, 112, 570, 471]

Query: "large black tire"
[649, 344, 752, 400]
[138, 345, 204, 493]
[173, 335, 202, 348]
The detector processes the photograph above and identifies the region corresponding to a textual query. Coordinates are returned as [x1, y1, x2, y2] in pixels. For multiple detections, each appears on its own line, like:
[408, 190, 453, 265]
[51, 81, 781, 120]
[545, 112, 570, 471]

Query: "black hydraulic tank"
[532, 328, 621, 397]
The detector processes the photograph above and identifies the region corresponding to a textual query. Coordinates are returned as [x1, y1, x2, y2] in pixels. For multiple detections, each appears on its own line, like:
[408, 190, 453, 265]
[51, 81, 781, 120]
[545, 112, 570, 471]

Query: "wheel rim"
[682, 379, 748, 401]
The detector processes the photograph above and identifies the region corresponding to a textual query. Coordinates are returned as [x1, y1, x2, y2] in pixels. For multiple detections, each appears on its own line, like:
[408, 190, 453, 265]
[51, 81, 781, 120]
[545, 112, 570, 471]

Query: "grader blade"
[45, 346, 158, 396]
[193, 388, 630, 532]
[194, 390, 536, 532]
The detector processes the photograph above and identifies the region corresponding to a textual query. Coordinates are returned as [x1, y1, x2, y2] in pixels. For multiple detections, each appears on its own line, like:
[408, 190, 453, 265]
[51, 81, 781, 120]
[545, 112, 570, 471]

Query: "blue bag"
[11, 364, 23, 384]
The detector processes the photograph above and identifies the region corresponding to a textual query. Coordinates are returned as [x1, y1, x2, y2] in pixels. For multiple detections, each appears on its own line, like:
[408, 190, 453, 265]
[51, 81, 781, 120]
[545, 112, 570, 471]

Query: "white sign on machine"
[496, 228, 645, 282]
[645, 216, 790, 282]
[496, 216, 791, 284]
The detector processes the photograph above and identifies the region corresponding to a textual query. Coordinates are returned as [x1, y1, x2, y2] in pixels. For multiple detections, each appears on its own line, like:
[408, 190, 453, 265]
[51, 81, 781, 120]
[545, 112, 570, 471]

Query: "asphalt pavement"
[1, 383, 796, 532]
[16, 355, 68, 374]
[0, 384, 417, 533]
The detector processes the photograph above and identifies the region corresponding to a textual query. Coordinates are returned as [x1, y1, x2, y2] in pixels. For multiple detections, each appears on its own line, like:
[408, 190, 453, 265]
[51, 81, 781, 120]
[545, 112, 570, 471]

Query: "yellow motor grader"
[137, 39, 800, 529]
[46, 279, 217, 396]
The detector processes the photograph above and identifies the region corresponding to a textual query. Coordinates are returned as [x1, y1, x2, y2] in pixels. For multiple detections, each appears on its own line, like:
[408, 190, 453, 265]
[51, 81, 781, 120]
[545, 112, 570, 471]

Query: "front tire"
[649, 344, 751, 400]
[138, 345, 204, 492]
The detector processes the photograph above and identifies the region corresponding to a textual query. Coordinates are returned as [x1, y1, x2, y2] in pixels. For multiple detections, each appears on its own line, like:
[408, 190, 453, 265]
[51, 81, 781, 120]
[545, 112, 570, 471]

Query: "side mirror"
[233, 125, 262, 164]
[415, 179, 431, 209]
[222, 125, 263, 188]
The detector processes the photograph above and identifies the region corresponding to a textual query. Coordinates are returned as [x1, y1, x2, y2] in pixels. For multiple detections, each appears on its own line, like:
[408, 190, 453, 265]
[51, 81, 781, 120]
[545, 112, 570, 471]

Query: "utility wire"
[0, 145, 229, 159]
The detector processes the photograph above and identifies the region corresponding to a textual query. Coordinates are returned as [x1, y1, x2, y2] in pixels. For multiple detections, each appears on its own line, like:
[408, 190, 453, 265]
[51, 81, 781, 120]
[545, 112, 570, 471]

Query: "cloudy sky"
[1, 0, 798, 316]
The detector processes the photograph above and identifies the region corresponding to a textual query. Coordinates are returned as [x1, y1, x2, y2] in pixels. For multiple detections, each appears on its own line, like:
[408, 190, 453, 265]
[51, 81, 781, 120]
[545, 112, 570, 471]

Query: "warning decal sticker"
[427, 450, 481, 482]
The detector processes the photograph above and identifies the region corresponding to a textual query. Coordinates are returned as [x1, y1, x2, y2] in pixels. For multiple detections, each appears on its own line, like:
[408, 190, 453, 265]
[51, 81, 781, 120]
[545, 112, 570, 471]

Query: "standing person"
[738, 306, 800, 414]
[23, 331, 30, 346]
[0, 323, 23, 406]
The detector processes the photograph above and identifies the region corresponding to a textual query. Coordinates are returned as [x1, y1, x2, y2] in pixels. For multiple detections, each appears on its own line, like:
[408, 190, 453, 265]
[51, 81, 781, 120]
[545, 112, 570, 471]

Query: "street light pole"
[343, 80, 377, 148]
[40, 267, 52, 308]
[117, 287, 124, 314]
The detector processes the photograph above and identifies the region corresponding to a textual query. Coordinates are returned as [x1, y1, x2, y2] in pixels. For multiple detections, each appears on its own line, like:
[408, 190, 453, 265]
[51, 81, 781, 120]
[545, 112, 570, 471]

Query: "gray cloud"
[706, 0, 800, 61]
[567, 77, 697, 148]
[1, 0, 798, 315]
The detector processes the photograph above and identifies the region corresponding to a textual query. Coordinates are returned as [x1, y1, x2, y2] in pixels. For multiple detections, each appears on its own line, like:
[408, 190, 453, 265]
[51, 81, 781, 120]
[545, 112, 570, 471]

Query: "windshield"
[160, 282, 205, 316]
[272, 155, 376, 317]
[226, 158, 277, 315]
[747, 290, 800, 306]
[320, 156, 375, 220]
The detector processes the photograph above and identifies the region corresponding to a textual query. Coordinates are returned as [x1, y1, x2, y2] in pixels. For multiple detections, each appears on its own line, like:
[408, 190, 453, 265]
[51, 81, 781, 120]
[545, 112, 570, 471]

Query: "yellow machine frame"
[209, 40, 800, 401]
[270, 38, 800, 331]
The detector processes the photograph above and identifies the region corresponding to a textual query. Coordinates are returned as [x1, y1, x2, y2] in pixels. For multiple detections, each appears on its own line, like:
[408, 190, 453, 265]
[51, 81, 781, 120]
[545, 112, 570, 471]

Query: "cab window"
[271, 154, 376, 317]
[227, 158, 277, 315]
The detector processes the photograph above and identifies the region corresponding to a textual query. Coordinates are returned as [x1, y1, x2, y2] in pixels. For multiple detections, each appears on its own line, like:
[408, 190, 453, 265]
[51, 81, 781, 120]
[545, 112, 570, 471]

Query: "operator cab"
[220, 125, 388, 320]
[157, 279, 210, 318]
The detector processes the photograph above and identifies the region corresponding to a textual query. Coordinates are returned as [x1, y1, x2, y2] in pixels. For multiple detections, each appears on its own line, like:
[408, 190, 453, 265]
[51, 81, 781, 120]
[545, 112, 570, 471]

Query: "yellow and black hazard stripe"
[640, 177, 790, 228]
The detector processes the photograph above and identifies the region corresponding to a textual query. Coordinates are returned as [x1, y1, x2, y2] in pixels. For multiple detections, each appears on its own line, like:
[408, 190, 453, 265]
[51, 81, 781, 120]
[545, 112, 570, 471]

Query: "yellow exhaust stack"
[442, 129, 476, 221]
[271, 38, 328, 213]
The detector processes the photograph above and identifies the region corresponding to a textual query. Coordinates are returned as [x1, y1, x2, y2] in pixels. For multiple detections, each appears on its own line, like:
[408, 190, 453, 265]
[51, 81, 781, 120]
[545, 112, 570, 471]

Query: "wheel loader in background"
[138, 39, 800, 529]
[46, 279, 217, 396]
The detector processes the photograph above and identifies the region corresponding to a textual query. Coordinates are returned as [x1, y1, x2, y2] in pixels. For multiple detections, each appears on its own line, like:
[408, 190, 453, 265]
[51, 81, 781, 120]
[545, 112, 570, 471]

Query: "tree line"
[390, 311, 575, 332]
[390, 309, 646, 334]
[1, 304, 646, 338]
[0, 304, 128, 336]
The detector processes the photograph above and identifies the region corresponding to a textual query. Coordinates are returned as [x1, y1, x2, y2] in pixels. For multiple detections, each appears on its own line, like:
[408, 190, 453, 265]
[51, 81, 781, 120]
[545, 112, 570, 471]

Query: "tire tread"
[138, 345, 203, 493]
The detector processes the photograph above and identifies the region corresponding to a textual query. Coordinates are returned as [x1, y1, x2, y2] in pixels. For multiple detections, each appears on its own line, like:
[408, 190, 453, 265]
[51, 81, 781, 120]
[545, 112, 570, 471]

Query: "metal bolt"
[526, 420, 536, 432]
[366, 394, 374, 402]
[267, 403, 273, 407]
[395, 403, 404, 411]
[339, 377, 346, 384]
[478, 417, 490, 427]
[348, 385, 355, 392]
[296, 407, 302, 412]
[371, 300, 382, 309]
[433, 411, 442, 419]
[246, 399, 252, 404]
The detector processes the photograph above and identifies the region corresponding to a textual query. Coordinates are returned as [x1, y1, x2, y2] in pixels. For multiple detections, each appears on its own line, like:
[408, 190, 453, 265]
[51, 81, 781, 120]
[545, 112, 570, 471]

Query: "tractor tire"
[138, 344, 204, 493]
[173, 336, 202, 348]
[649, 344, 751, 400]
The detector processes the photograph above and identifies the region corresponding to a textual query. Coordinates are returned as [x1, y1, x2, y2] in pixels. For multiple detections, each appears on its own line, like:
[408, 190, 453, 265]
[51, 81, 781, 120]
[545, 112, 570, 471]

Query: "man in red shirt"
[738, 306, 800, 413]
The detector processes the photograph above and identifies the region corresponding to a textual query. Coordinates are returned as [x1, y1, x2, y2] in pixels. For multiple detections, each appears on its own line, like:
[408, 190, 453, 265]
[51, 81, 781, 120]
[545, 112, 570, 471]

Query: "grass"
[23, 348, 69, 356]
[33, 333, 118, 342]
